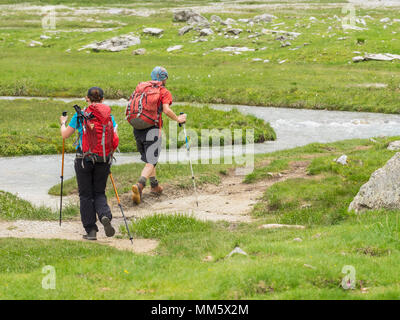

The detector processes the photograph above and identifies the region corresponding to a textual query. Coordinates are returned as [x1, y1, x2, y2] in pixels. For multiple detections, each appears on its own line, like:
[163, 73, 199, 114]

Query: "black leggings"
[74, 159, 112, 233]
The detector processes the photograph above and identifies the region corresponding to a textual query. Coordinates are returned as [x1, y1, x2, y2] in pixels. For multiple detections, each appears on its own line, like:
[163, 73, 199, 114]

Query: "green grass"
[0, 5, 399, 113]
[121, 214, 212, 239]
[0, 99, 274, 156]
[2, 210, 400, 299]
[250, 137, 400, 226]
[0, 190, 78, 220]
[4, 137, 400, 299]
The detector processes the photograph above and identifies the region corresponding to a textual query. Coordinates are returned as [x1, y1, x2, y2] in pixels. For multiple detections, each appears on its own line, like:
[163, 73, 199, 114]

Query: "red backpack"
[126, 81, 163, 129]
[80, 103, 119, 162]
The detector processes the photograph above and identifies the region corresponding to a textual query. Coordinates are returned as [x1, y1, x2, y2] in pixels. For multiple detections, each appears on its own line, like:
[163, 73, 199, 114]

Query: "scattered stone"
[309, 16, 317, 21]
[80, 34, 140, 52]
[29, 40, 43, 47]
[252, 58, 263, 62]
[263, 59, 270, 63]
[212, 46, 255, 53]
[258, 224, 305, 230]
[335, 155, 348, 165]
[353, 83, 387, 88]
[262, 29, 301, 38]
[132, 48, 146, 55]
[343, 25, 368, 31]
[167, 45, 183, 52]
[312, 233, 322, 239]
[65, 48, 71, 53]
[199, 28, 214, 36]
[380, 17, 391, 23]
[275, 35, 287, 41]
[202, 255, 213, 262]
[226, 247, 248, 258]
[304, 264, 316, 270]
[190, 38, 208, 43]
[174, 9, 204, 23]
[211, 15, 222, 23]
[349, 153, 400, 212]
[40, 35, 51, 40]
[278, 59, 287, 64]
[370, 138, 378, 143]
[281, 41, 291, 47]
[226, 28, 242, 35]
[238, 18, 250, 23]
[387, 141, 400, 151]
[188, 15, 209, 27]
[293, 238, 303, 242]
[221, 18, 236, 26]
[353, 56, 365, 63]
[353, 53, 400, 62]
[357, 18, 367, 26]
[178, 25, 193, 36]
[338, 36, 349, 40]
[143, 28, 163, 36]
[253, 13, 277, 23]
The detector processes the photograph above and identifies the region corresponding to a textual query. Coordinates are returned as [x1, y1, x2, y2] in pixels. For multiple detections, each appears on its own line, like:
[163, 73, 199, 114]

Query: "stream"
[1, 96, 400, 208]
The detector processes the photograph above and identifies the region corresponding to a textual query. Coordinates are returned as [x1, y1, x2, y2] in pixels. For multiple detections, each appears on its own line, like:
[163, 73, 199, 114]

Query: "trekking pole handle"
[62, 111, 67, 117]
[178, 112, 186, 127]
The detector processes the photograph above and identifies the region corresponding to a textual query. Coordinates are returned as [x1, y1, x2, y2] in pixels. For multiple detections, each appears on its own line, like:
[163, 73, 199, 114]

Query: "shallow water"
[1, 96, 400, 207]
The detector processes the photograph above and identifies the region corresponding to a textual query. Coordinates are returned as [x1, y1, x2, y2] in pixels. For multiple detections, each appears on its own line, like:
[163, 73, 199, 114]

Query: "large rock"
[173, 9, 200, 22]
[132, 48, 146, 55]
[349, 153, 400, 212]
[173, 9, 209, 27]
[166, 45, 183, 52]
[221, 18, 236, 26]
[226, 28, 242, 35]
[199, 28, 214, 36]
[178, 25, 193, 36]
[187, 15, 209, 27]
[80, 34, 140, 52]
[388, 140, 400, 151]
[143, 28, 164, 36]
[211, 15, 222, 23]
[253, 13, 277, 23]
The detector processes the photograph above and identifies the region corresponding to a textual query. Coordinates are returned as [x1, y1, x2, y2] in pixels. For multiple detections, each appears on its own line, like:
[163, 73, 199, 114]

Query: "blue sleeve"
[68, 113, 79, 129]
[111, 115, 117, 127]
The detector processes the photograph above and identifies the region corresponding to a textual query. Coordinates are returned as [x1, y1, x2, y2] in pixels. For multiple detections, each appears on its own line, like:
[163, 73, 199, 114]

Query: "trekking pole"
[59, 111, 67, 226]
[179, 112, 199, 207]
[109, 173, 133, 244]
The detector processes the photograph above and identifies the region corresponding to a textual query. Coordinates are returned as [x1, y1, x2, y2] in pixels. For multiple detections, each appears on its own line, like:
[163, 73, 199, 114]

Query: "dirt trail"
[115, 161, 311, 223]
[0, 161, 310, 253]
[0, 218, 159, 254]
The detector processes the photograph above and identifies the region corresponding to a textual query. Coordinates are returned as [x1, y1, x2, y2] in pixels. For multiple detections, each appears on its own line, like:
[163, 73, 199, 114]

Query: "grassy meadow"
[0, 99, 275, 156]
[2, 137, 400, 299]
[1, 0, 400, 300]
[0, 1, 398, 112]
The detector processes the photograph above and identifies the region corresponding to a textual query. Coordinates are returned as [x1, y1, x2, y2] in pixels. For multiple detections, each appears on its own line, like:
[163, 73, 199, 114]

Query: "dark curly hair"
[87, 87, 104, 103]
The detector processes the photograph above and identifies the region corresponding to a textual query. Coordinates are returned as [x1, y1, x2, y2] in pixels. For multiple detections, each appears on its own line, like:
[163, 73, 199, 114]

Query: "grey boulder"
[387, 140, 400, 151]
[349, 153, 400, 212]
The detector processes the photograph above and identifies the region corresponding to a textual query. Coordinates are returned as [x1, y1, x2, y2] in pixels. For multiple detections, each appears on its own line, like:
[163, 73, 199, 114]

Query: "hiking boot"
[150, 185, 163, 195]
[83, 229, 97, 241]
[132, 183, 144, 205]
[100, 216, 115, 237]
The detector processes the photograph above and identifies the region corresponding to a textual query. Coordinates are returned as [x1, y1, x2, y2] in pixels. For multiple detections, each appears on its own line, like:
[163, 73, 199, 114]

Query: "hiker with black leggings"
[59, 87, 119, 240]
[126, 66, 186, 204]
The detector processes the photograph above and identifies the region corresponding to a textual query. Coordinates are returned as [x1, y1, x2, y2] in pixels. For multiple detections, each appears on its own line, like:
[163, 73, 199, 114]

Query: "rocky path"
[0, 161, 312, 253]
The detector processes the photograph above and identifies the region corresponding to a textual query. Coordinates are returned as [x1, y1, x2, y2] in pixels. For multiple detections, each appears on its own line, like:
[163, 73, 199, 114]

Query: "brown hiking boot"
[132, 183, 144, 204]
[151, 185, 163, 195]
